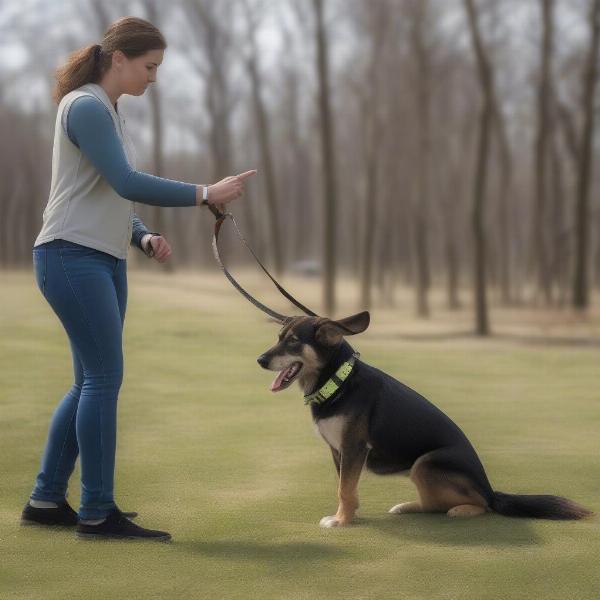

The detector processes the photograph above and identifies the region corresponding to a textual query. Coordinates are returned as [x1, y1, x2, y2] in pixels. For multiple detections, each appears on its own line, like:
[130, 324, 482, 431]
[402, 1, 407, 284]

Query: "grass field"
[1, 269, 599, 600]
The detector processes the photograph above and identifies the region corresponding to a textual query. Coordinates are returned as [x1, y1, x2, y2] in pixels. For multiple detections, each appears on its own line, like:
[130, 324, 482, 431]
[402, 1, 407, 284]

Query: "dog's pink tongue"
[271, 369, 289, 392]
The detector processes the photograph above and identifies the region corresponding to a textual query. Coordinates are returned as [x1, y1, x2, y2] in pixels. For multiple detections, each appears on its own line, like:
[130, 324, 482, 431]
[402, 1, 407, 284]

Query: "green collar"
[304, 352, 360, 406]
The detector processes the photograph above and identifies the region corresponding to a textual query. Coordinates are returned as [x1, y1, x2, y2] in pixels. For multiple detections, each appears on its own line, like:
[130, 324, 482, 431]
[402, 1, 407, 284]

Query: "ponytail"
[53, 17, 166, 104]
[53, 44, 105, 104]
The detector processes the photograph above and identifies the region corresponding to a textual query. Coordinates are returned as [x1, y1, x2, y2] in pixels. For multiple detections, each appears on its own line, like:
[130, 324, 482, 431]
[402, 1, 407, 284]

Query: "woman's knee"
[80, 354, 123, 394]
[84, 369, 123, 391]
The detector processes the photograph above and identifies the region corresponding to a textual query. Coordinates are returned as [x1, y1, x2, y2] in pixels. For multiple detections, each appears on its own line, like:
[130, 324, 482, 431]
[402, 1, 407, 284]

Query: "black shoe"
[21, 501, 138, 528]
[76, 508, 171, 542]
[21, 500, 78, 527]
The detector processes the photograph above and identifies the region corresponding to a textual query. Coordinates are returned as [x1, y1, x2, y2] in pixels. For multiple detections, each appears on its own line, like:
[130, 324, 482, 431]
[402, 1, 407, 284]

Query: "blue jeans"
[31, 240, 127, 519]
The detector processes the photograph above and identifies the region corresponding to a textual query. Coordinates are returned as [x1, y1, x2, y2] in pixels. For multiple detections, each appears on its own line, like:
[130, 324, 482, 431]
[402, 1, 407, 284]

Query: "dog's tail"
[490, 491, 592, 520]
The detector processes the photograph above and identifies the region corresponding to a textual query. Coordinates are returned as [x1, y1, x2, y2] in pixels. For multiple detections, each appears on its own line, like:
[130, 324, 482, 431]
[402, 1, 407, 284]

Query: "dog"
[257, 311, 592, 528]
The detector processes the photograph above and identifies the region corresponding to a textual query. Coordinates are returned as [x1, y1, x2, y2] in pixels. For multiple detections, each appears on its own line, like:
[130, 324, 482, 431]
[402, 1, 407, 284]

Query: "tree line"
[1, 0, 599, 334]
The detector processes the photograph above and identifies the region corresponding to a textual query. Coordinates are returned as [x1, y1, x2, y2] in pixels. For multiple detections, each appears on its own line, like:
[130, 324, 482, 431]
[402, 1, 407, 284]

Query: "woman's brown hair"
[53, 16, 166, 104]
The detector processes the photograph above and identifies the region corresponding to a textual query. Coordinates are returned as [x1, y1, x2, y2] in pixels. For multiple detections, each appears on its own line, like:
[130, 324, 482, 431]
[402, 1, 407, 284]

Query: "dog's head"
[257, 311, 370, 393]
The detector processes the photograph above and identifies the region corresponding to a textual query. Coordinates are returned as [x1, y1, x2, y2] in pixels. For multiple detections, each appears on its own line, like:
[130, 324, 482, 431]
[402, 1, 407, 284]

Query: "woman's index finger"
[237, 170, 258, 180]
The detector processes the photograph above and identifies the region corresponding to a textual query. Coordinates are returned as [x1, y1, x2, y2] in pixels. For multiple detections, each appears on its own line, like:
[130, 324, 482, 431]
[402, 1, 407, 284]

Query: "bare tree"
[573, 0, 600, 310]
[183, 0, 261, 269]
[144, 0, 173, 271]
[434, 55, 475, 311]
[185, 0, 235, 181]
[278, 16, 314, 263]
[349, 0, 390, 310]
[532, 0, 555, 304]
[242, 0, 283, 275]
[464, 0, 493, 336]
[491, 86, 513, 306]
[312, 0, 338, 315]
[410, 0, 433, 318]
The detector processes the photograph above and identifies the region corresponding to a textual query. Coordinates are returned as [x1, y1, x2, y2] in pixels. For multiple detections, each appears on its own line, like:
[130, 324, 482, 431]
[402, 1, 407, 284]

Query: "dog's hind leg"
[409, 450, 490, 515]
[389, 501, 423, 514]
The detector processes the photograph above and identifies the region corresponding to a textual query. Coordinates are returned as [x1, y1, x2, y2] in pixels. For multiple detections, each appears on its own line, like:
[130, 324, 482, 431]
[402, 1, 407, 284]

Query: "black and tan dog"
[257, 311, 592, 528]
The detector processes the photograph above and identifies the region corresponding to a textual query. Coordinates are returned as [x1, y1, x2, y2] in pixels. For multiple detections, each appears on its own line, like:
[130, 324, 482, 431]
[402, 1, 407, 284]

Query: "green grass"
[1, 270, 599, 600]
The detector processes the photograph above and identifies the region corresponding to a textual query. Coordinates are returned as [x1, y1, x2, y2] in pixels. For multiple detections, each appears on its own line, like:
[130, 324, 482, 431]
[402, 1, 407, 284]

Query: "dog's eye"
[288, 335, 301, 345]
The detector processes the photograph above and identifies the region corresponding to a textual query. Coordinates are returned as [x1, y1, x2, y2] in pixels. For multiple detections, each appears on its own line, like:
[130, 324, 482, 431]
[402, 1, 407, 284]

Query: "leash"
[207, 203, 319, 324]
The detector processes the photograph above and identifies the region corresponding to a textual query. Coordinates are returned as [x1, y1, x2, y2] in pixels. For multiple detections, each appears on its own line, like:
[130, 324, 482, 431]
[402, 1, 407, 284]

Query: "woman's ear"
[112, 49, 125, 69]
[315, 311, 370, 346]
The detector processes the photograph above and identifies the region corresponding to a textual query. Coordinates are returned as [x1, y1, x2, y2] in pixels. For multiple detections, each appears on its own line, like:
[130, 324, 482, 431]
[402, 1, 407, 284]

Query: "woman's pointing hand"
[197, 170, 257, 208]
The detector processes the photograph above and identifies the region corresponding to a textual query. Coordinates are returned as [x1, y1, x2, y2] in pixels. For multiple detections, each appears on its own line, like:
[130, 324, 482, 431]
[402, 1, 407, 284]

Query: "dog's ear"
[315, 311, 370, 346]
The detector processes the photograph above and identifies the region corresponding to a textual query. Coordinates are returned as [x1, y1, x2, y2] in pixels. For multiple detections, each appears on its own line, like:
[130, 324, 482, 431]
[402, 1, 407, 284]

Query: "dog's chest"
[315, 415, 346, 451]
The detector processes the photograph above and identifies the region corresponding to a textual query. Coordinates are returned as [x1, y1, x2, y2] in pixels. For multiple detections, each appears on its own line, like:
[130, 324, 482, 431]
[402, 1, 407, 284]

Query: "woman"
[21, 16, 256, 542]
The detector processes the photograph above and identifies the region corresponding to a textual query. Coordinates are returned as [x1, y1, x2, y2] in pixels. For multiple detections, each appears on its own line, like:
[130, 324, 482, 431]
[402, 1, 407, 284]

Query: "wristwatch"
[144, 233, 161, 258]
[201, 185, 209, 206]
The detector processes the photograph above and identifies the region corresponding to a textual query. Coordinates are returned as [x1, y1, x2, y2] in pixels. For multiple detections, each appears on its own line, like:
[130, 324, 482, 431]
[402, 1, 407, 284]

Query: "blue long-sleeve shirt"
[66, 95, 197, 249]
[131, 214, 151, 250]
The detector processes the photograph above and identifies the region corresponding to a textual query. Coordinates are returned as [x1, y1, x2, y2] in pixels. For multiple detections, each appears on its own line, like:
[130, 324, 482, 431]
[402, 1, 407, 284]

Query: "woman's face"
[112, 49, 164, 96]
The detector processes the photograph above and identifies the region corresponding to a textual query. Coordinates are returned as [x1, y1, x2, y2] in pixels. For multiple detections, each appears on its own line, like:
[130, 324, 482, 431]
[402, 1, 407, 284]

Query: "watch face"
[146, 236, 156, 257]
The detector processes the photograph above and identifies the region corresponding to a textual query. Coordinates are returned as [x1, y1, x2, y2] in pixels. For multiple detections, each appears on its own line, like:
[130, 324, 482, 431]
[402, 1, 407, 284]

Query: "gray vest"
[34, 83, 137, 259]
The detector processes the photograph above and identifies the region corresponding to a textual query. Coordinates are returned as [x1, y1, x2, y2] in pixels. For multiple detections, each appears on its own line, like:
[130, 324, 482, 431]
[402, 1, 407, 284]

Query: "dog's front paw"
[319, 515, 342, 528]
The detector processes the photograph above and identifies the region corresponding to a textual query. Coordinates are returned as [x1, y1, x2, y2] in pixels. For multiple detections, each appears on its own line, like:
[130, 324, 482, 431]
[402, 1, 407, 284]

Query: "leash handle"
[209, 209, 319, 322]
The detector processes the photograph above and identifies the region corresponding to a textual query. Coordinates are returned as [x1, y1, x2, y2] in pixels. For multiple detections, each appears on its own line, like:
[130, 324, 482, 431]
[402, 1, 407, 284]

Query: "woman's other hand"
[142, 234, 172, 263]
[196, 170, 257, 209]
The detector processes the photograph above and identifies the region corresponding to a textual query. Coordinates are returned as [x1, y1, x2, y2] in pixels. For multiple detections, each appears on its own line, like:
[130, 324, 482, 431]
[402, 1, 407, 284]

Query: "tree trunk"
[572, 0, 600, 310]
[412, 0, 432, 318]
[532, 0, 554, 303]
[550, 133, 569, 306]
[144, 0, 172, 272]
[360, 100, 379, 310]
[246, 26, 283, 276]
[464, 0, 493, 336]
[359, 2, 388, 310]
[313, 0, 338, 315]
[492, 97, 513, 306]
